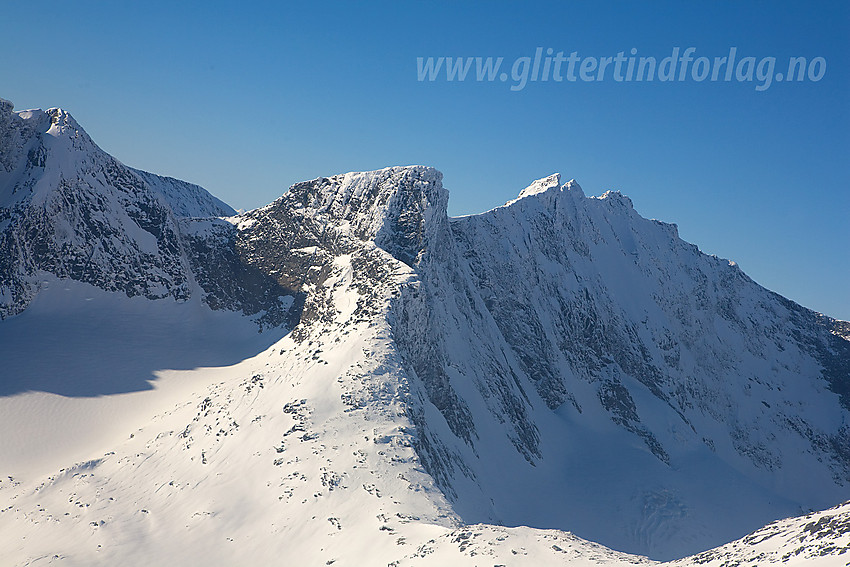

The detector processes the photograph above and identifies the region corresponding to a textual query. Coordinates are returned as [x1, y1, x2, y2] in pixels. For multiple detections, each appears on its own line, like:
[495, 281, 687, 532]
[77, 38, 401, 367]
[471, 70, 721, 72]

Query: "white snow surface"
[421, 173, 848, 560]
[0, 103, 233, 217]
[1, 104, 848, 566]
[0, 102, 237, 320]
[1, 249, 646, 567]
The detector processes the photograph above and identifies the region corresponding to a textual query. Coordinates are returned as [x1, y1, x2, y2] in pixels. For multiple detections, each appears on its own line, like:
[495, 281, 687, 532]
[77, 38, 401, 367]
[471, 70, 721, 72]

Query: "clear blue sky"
[2, 1, 847, 319]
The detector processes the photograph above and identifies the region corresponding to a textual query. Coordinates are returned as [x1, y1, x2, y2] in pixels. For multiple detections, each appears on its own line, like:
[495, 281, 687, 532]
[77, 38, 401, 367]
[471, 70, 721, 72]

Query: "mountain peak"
[563, 177, 584, 196]
[3, 99, 849, 566]
[597, 189, 634, 209]
[286, 165, 445, 211]
[44, 107, 84, 137]
[517, 173, 562, 200]
[279, 165, 448, 265]
[0, 98, 238, 319]
[0, 99, 234, 217]
[505, 174, 587, 209]
[5, 103, 87, 143]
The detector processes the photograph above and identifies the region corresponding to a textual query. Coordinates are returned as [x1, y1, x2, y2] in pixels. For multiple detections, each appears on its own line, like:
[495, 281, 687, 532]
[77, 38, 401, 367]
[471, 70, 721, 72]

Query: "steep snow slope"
[129, 168, 233, 219]
[0, 99, 298, 330]
[394, 173, 849, 559]
[0, 98, 242, 320]
[1, 101, 848, 564]
[0, 167, 649, 567]
[669, 500, 850, 566]
[226, 166, 848, 559]
[0, 264, 458, 566]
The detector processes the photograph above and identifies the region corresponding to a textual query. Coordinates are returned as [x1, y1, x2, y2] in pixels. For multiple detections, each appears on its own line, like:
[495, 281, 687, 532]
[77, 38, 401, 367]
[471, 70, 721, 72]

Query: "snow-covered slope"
[1, 101, 848, 565]
[669, 499, 850, 566]
[399, 173, 850, 559]
[0, 99, 298, 327]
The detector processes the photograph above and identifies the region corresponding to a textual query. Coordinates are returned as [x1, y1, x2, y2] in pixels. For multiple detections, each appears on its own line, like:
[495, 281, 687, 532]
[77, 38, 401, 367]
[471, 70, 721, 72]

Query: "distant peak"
[0, 97, 233, 218]
[563, 178, 584, 197]
[505, 174, 586, 208]
[597, 190, 634, 209]
[6, 103, 87, 142]
[44, 107, 84, 137]
[517, 173, 561, 200]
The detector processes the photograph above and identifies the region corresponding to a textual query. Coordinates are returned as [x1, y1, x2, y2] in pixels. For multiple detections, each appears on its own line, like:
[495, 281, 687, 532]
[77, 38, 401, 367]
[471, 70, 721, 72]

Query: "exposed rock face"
[378, 172, 850, 558]
[670, 499, 850, 566]
[0, 102, 297, 326]
[208, 159, 850, 558]
[0, 101, 848, 562]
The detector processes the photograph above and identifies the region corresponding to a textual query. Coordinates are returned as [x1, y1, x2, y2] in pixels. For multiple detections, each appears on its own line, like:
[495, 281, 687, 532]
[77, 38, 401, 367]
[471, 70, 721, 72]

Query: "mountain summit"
[1, 101, 848, 565]
[0, 101, 236, 319]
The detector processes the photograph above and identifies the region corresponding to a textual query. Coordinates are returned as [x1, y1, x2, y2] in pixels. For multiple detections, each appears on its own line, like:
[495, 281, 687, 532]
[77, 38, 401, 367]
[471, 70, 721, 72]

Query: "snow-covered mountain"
[401, 172, 850, 559]
[0, 97, 295, 328]
[0, 100, 848, 566]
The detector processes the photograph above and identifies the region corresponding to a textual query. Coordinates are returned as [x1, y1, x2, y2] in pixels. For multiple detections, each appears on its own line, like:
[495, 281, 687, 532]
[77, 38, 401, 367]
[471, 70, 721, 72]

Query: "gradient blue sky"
[2, 1, 848, 319]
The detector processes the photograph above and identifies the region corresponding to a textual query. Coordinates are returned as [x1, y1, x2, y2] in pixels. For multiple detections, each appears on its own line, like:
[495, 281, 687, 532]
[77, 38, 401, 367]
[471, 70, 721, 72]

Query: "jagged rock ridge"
[0, 101, 848, 565]
[0, 99, 296, 327]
